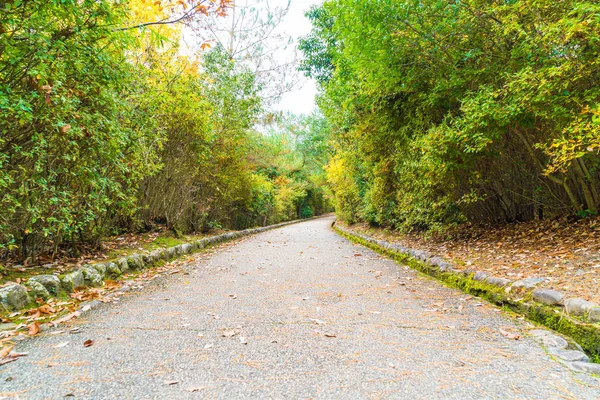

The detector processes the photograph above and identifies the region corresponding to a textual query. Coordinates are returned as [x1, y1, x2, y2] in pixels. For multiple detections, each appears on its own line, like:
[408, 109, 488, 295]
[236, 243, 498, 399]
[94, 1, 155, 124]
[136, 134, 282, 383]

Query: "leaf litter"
[341, 218, 600, 303]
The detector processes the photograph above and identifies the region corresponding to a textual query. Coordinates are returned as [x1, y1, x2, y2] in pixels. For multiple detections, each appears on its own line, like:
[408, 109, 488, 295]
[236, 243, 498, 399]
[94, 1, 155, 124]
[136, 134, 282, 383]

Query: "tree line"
[300, 0, 600, 231]
[0, 0, 331, 262]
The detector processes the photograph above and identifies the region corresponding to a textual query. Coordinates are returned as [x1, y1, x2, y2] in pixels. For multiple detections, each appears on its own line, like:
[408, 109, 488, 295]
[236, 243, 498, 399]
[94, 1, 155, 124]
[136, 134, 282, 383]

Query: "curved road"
[2, 217, 599, 399]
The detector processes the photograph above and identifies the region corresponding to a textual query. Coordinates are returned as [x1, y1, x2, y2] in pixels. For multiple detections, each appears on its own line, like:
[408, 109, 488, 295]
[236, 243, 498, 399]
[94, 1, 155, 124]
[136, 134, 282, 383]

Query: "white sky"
[271, 0, 322, 115]
[182, 0, 322, 115]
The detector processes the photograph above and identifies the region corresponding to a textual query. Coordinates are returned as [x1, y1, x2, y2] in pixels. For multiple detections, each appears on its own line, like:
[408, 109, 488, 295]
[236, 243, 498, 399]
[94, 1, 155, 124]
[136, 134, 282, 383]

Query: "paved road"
[1, 217, 599, 399]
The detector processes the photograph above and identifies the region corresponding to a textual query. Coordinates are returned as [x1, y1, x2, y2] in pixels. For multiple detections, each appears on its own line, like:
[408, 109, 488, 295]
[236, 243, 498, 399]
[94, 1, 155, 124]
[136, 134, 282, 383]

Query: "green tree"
[301, 0, 600, 230]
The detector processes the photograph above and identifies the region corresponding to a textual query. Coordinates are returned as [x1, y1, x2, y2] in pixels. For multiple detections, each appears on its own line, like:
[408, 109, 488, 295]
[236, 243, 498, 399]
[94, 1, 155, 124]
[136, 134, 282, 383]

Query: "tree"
[189, 0, 300, 106]
[301, 0, 600, 230]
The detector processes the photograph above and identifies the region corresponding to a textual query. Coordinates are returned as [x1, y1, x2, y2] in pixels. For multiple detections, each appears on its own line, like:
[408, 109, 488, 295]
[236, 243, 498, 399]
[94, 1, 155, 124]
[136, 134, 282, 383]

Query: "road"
[1, 217, 599, 399]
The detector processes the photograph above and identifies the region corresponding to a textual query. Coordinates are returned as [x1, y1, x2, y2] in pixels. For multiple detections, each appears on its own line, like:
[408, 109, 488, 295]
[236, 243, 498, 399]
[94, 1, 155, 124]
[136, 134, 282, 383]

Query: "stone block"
[28, 275, 61, 295]
[532, 289, 564, 306]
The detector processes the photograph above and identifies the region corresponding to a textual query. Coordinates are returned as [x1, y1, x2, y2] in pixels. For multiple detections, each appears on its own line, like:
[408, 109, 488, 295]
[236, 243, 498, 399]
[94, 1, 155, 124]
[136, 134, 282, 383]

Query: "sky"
[182, 0, 322, 115]
[271, 0, 322, 115]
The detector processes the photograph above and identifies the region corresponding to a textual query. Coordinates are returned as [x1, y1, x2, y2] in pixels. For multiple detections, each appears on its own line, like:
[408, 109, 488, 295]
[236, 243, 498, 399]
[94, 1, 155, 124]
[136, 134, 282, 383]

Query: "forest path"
[2, 217, 598, 399]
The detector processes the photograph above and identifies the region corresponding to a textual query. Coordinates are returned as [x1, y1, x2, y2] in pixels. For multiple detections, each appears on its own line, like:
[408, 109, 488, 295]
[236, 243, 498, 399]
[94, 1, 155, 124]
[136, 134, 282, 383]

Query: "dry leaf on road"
[51, 311, 81, 326]
[0, 346, 13, 358]
[221, 329, 239, 338]
[185, 386, 207, 392]
[500, 328, 520, 340]
[28, 321, 40, 336]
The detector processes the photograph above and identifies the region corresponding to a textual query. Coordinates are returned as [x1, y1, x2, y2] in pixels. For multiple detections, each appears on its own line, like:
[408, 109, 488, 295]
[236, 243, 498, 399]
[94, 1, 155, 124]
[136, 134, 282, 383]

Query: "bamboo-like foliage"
[300, 0, 600, 230]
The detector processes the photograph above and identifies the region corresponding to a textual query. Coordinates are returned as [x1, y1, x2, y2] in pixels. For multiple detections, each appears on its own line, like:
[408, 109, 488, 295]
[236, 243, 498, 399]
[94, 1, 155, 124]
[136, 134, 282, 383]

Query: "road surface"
[1, 217, 599, 399]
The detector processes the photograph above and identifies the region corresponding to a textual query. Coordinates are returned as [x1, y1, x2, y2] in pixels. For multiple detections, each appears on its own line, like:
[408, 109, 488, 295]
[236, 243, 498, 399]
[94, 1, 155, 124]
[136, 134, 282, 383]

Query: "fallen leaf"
[221, 329, 239, 338]
[28, 321, 40, 336]
[324, 332, 337, 338]
[0, 357, 18, 366]
[500, 328, 520, 340]
[38, 304, 56, 314]
[83, 339, 94, 347]
[185, 386, 207, 392]
[164, 380, 179, 385]
[52, 311, 81, 326]
[0, 346, 13, 358]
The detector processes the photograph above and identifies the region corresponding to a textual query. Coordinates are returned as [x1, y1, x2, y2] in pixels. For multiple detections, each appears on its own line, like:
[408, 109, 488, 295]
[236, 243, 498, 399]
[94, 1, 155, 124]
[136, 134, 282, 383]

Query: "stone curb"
[0, 216, 326, 313]
[333, 222, 600, 368]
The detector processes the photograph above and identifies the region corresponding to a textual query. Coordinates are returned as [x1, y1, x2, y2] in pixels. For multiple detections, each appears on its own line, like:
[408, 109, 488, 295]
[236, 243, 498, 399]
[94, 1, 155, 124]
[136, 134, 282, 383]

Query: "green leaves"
[302, 0, 600, 229]
[0, 0, 158, 256]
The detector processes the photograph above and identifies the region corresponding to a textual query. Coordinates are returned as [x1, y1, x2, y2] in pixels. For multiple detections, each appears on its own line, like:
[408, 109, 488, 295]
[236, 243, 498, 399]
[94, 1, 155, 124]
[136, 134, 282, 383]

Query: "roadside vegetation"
[300, 0, 600, 232]
[0, 0, 332, 265]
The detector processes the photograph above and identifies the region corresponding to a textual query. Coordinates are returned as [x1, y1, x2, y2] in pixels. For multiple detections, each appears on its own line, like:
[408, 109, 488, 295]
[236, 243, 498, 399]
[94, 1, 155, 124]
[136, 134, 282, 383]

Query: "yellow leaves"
[128, 0, 181, 42]
[198, 4, 209, 16]
[543, 105, 600, 174]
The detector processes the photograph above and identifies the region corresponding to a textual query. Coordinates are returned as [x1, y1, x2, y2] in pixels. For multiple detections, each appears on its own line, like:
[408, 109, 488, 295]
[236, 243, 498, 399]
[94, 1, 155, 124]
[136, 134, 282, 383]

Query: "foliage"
[0, 0, 161, 259]
[0, 0, 329, 262]
[246, 112, 334, 226]
[301, 0, 600, 231]
[191, 0, 298, 106]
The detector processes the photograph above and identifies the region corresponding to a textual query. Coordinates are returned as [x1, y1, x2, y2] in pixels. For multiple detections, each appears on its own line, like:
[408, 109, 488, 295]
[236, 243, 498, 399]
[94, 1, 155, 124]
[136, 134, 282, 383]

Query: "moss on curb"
[334, 224, 600, 362]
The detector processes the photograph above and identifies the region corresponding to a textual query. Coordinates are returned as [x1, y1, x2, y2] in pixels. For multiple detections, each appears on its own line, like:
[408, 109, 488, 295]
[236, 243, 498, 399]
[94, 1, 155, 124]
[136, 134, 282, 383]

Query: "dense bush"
[301, 0, 600, 231]
[0, 0, 161, 259]
[0, 0, 331, 262]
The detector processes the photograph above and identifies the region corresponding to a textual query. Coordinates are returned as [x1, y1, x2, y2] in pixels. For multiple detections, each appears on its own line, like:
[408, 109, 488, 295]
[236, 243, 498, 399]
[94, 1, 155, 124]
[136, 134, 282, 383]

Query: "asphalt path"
[1, 217, 599, 399]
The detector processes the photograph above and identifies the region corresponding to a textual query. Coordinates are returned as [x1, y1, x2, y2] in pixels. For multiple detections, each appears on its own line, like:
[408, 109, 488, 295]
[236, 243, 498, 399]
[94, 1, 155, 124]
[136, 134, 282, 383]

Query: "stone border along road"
[334, 221, 600, 374]
[1, 216, 599, 399]
[0, 216, 326, 315]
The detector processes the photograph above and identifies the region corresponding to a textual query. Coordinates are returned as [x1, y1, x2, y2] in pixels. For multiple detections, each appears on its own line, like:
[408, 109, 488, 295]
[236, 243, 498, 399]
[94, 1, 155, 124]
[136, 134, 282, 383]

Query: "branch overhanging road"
[2, 217, 599, 399]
